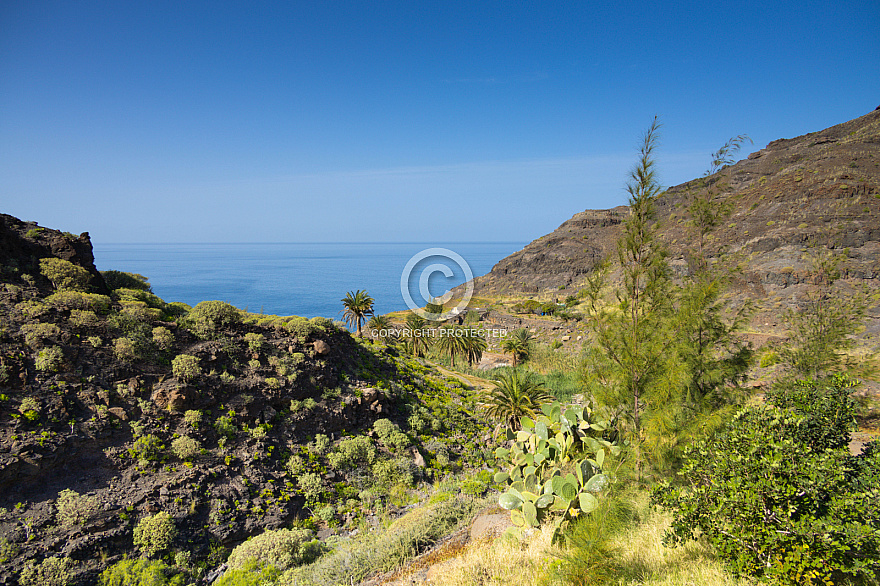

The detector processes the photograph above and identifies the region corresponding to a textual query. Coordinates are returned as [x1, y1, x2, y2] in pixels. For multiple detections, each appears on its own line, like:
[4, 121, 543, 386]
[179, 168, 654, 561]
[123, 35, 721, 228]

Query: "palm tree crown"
[500, 328, 534, 367]
[481, 369, 553, 432]
[341, 289, 374, 337]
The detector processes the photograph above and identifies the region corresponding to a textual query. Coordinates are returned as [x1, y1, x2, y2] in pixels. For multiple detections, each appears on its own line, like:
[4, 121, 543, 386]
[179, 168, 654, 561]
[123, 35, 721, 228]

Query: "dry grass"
[426, 495, 754, 586]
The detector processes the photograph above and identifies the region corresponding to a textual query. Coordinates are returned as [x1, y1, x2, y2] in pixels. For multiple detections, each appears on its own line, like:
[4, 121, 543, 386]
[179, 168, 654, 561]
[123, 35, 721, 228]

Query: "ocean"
[92, 242, 525, 320]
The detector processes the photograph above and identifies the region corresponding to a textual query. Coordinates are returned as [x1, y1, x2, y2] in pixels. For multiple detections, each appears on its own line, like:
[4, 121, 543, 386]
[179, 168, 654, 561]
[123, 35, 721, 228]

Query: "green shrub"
[19, 556, 75, 586]
[39, 258, 91, 291]
[371, 458, 415, 491]
[69, 309, 100, 328]
[46, 291, 111, 313]
[14, 300, 47, 320]
[297, 472, 323, 501]
[101, 270, 152, 292]
[87, 336, 102, 348]
[312, 434, 330, 455]
[214, 561, 279, 586]
[227, 528, 323, 571]
[244, 332, 265, 352]
[114, 337, 139, 362]
[309, 316, 333, 331]
[20, 322, 61, 348]
[372, 419, 410, 452]
[151, 326, 174, 350]
[19, 397, 41, 420]
[35, 346, 64, 372]
[164, 302, 190, 318]
[284, 317, 318, 340]
[186, 301, 240, 339]
[214, 415, 236, 438]
[171, 436, 200, 460]
[171, 354, 201, 382]
[654, 374, 880, 583]
[184, 410, 202, 428]
[99, 558, 182, 586]
[327, 435, 377, 470]
[55, 489, 98, 526]
[133, 512, 177, 558]
[129, 434, 164, 464]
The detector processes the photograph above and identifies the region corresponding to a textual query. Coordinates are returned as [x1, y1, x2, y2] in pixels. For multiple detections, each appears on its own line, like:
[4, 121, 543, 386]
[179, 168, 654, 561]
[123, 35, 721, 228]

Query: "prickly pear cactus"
[493, 401, 618, 539]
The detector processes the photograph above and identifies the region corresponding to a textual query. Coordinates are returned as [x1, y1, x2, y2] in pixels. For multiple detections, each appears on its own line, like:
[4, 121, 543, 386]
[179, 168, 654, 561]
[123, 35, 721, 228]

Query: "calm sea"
[92, 242, 524, 320]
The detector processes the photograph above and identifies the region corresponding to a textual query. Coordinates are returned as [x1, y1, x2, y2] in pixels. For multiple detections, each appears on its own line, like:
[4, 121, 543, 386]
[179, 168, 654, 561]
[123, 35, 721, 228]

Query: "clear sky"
[1, 1, 878, 243]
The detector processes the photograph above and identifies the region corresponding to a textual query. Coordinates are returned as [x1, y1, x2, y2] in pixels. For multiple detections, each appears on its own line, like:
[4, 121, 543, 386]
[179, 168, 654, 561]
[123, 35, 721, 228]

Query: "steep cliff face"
[468, 109, 880, 305]
[0, 214, 110, 296]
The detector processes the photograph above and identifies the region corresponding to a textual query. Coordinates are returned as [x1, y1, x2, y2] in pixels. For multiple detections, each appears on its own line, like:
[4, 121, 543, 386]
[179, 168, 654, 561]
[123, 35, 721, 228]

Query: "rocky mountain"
[470, 109, 880, 325]
[0, 216, 490, 584]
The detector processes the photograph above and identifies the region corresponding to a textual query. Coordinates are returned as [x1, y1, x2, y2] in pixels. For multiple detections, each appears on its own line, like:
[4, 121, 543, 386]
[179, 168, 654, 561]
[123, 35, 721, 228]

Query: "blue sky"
[1, 1, 878, 243]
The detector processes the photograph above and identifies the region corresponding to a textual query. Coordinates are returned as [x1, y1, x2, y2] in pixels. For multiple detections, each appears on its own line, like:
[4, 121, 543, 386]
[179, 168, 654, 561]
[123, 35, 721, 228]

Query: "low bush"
[129, 434, 164, 464]
[186, 301, 240, 339]
[35, 346, 64, 372]
[372, 419, 410, 452]
[152, 326, 174, 350]
[133, 512, 177, 558]
[39, 258, 91, 291]
[226, 528, 323, 571]
[214, 561, 278, 586]
[100, 270, 152, 292]
[99, 558, 182, 586]
[297, 472, 323, 501]
[19, 556, 75, 586]
[327, 435, 377, 470]
[68, 309, 100, 328]
[55, 489, 98, 526]
[46, 291, 112, 313]
[113, 337, 139, 362]
[184, 410, 202, 428]
[171, 436, 201, 460]
[654, 374, 880, 583]
[20, 322, 61, 349]
[244, 332, 265, 352]
[172, 354, 201, 382]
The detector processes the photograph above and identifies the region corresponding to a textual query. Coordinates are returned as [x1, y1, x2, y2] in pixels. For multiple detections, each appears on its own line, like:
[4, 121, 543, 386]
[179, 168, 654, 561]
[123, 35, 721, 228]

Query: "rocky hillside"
[0, 216, 492, 585]
[471, 109, 880, 320]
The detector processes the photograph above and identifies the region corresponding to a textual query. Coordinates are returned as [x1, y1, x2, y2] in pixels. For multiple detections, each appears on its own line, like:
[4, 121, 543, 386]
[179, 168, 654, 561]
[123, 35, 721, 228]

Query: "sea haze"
[92, 242, 525, 320]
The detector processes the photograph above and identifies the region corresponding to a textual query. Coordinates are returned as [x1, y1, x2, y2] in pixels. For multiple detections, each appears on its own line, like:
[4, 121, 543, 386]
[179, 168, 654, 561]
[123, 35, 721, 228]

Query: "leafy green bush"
[152, 326, 174, 350]
[372, 419, 410, 452]
[186, 301, 240, 339]
[653, 374, 880, 583]
[19, 397, 41, 420]
[171, 354, 201, 382]
[226, 528, 324, 571]
[214, 561, 279, 586]
[297, 472, 323, 501]
[309, 316, 333, 331]
[55, 489, 98, 526]
[68, 309, 100, 328]
[129, 434, 164, 464]
[284, 317, 319, 340]
[101, 270, 152, 292]
[46, 291, 112, 313]
[20, 322, 61, 348]
[184, 410, 202, 428]
[19, 556, 75, 586]
[133, 512, 177, 558]
[114, 337, 139, 362]
[371, 458, 416, 490]
[171, 436, 201, 460]
[214, 415, 236, 438]
[327, 435, 377, 470]
[35, 346, 64, 372]
[244, 332, 265, 352]
[39, 258, 91, 291]
[99, 558, 182, 586]
[14, 300, 48, 319]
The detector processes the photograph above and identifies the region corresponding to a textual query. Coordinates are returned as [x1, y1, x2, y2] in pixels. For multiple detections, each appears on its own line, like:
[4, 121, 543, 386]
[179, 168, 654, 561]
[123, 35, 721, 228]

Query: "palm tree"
[341, 290, 374, 337]
[435, 325, 467, 368]
[367, 314, 393, 344]
[461, 328, 488, 367]
[403, 313, 431, 357]
[481, 369, 553, 431]
[500, 328, 534, 367]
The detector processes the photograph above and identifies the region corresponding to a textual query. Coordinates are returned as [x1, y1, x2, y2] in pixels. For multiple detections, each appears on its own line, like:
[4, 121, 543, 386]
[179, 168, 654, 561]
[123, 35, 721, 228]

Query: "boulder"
[313, 340, 330, 355]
